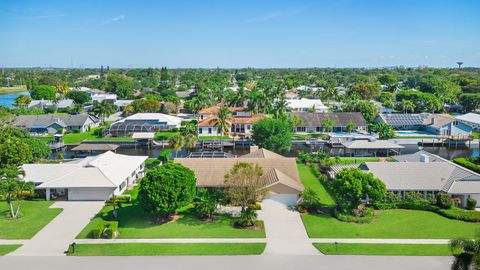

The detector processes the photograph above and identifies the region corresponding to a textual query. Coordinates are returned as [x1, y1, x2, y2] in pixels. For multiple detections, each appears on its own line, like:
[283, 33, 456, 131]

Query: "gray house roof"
[291, 112, 368, 127]
[14, 114, 99, 129]
[376, 113, 454, 129]
[329, 150, 480, 194]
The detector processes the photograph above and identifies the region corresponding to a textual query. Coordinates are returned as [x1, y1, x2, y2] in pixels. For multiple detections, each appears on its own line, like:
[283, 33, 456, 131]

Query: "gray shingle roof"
[290, 112, 368, 127]
[14, 114, 98, 128]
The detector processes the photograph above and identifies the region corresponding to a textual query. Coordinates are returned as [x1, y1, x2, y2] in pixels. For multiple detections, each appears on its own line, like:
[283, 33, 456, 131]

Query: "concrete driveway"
[258, 197, 320, 255]
[9, 201, 105, 256]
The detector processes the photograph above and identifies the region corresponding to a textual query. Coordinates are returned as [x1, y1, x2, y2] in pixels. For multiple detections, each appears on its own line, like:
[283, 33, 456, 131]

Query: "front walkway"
[9, 201, 104, 256]
[258, 198, 320, 255]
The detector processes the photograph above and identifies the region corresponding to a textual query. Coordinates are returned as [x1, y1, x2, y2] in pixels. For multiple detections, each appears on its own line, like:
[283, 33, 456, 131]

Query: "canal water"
[58, 143, 480, 160]
[0, 91, 29, 107]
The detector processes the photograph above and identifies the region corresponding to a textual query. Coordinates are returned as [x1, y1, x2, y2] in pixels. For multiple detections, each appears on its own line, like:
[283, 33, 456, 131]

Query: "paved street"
[9, 201, 105, 256]
[0, 255, 452, 270]
[258, 198, 320, 255]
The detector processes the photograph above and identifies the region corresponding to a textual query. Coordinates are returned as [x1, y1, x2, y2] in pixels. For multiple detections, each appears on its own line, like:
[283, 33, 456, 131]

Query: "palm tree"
[55, 82, 69, 98]
[450, 233, 480, 270]
[93, 101, 117, 125]
[214, 106, 232, 138]
[168, 134, 184, 158]
[0, 168, 33, 219]
[397, 100, 415, 114]
[345, 120, 357, 133]
[183, 134, 197, 149]
[321, 118, 335, 133]
[272, 97, 290, 119]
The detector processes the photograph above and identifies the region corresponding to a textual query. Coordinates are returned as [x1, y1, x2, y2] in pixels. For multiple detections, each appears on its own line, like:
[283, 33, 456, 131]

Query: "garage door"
[264, 194, 299, 206]
[68, 188, 113, 201]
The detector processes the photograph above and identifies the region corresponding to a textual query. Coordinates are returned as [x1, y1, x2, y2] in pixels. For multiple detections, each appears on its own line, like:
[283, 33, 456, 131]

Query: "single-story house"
[22, 151, 148, 201]
[175, 147, 304, 205]
[456, 113, 480, 131]
[114, 100, 134, 111]
[13, 114, 99, 134]
[92, 93, 117, 104]
[197, 112, 267, 137]
[375, 113, 472, 136]
[108, 113, 182, 137]
[28, 99, 75, 110]
[330, 150, 480, 207]
[286, 98, 328, 112]
[291, 112, 368, 133]
[175, 89, 195, 98]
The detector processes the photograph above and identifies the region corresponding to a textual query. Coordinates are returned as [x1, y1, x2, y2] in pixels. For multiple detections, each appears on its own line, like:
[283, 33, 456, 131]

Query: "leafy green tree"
[23, 138, 51, 161]
[30, 85, 56, 100]
[252, 118, 292, 152]
[14, 95, 32, 108]
[139, 163, 196, 222]
[321, 118, 335, 132]
[449, 232, 480, 270]
[66, 91, 91, 104]
[299, 188, 322, 211]
[106, 74, 134, 99]
[0, 136, 33, 168]
[342, 100, 378, 123]
[333, 168, 386, 211]
[348, 82, 381, 100]
[377, 73, 398, 91]
[459, 93, 480, 112]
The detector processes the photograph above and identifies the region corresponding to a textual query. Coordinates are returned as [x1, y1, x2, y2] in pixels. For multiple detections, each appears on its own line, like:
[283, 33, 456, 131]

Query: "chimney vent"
[420, 154, 429, 163]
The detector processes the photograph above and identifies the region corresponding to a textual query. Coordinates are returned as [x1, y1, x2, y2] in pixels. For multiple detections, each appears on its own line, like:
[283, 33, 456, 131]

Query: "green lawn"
[0, 245, 22, 256]
[331, 157, 381, 164]
[154, 132, 180, 140]
[297, 163, 335, 206]
[0, 201, 62, 239]
[0, 86, 27, 93]
[302, 209, 480, 239]
[77, 186, 265, 239]
[314, 243, 451, 256]
[68, 243, 265, 256]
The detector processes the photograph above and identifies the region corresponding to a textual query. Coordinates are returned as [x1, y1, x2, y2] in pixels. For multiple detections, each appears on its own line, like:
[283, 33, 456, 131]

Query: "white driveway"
[258, 197, 320, 255]
[9, 201, 104, 256]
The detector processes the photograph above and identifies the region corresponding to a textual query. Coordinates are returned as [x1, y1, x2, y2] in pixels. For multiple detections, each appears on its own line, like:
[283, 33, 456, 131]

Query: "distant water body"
[0, 91, 29, 107]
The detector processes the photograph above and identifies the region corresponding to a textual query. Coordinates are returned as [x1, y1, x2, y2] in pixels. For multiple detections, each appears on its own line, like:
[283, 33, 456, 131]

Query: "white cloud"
[244, 9, 301, 23]
[103, 15, 125, 25]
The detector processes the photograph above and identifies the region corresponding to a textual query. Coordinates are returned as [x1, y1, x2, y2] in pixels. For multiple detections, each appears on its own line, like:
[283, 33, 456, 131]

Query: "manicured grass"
[68, 243, 266, 256]
[198, 136, 231, 140]
[331, 157, 381, 164]
[292, 133, 329, 140]
[0, 200, 62, 239]
[154, 132, 180, 140]
[0, 86, 27, 93]
[302, 209, 480, 239]
[297, 163, 335, 206]
[0, 245, 22, 256]
[77, 186, 265, 239]
[313, 243, 451, 256]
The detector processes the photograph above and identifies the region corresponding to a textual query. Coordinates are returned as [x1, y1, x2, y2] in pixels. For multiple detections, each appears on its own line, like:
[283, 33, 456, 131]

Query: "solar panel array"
[381, 114, 425, 126]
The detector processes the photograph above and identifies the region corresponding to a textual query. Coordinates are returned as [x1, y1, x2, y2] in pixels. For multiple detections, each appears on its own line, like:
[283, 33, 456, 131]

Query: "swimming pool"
[395, 130, 435, 136]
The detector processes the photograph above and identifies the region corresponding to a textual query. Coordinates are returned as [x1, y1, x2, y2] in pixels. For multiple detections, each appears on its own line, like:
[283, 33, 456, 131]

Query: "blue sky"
[0, 0, 479, 68]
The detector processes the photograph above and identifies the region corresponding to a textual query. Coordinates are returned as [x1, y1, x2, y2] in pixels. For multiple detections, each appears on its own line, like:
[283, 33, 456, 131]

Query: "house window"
[296, 126, 306, 132]
[208, 128, 212, 134]
[199, 128, 203, 134]
[453, 121, 458, 126]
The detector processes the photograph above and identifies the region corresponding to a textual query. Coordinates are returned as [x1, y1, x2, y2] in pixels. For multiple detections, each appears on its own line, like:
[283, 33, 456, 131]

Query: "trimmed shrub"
[336, 207, 375, 224]
[105, 195, 131, 204]
[436, 193, 453, 209]
[467, 198, 477, 210]
[436, 207, 480, 222]
[234, 208, 257, 228]
[453, 157, 480, 173]
[299, 188, 322, 212]
[91, 224, 104, 239]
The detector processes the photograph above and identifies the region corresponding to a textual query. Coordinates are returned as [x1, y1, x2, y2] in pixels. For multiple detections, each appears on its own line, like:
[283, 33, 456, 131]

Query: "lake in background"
[0, 91, 29, 107]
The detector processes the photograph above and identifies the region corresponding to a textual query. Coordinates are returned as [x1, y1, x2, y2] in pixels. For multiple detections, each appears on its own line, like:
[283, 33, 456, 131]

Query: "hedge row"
[453, 157, 480, 173]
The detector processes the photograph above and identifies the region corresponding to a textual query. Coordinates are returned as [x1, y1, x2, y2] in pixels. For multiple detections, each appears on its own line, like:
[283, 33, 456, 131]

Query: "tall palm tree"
[321, 118, 335, 133]
[214, 106, 232, 138]
[450, 233, 480, 270]
[168, 134, 184, 158]
[0, 168, 33, 219]
[93, 101, 117, 125]
[272, 97, 290, 119]
[55, 82, 69, 98]
[398, 100, 415, 114]
[183, 134, 198, 149]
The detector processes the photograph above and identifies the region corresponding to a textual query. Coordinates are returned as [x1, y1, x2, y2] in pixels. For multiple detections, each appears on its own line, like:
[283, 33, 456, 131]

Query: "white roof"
[286, 98, 328, 109]
[114, 100, 133, 107]
[22, 151, 147, 189]
[132, 132, 155, 139]
[119, 113, 182, 126]
[92, 94, 117, 101]
[456, 113, 480, 125]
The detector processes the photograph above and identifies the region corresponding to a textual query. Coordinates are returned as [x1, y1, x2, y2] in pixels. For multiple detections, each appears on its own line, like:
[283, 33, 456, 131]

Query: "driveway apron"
[9, 201, 104, 256]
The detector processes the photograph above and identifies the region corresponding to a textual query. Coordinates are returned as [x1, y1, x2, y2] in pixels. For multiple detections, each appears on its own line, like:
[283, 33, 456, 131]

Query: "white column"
[46, 189, 50, 201]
